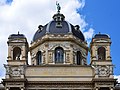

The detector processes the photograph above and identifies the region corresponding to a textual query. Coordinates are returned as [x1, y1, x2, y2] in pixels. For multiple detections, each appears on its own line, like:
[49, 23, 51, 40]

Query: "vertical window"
[13, 47, 21, 60]
[76, 51, 81, 65]
[55, 47, 64, 63]
[98, 47, 106, 60]
[36, 51, 42, 65]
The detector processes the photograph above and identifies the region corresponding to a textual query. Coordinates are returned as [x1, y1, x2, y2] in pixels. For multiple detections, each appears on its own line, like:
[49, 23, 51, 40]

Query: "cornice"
[30, 34, 88, 51]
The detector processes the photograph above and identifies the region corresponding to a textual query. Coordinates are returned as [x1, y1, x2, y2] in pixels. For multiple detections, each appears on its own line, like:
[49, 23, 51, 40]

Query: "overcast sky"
[0, 0, 119, 82]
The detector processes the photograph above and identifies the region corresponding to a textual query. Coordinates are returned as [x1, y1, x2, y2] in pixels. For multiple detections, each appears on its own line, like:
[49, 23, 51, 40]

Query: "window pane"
[36, 51, 42, 65]
[55, 47, 64, 63]
[77, 51, 81, 65]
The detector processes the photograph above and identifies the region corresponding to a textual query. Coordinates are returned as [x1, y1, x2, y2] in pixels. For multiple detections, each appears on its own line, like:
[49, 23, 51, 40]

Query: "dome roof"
[33, 13, 85, 42]
[94, 33, 110, 38]
[8, 32, 26, 39]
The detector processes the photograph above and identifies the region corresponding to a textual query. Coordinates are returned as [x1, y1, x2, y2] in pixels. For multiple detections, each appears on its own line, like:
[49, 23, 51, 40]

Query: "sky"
[0, 0, 120, 82]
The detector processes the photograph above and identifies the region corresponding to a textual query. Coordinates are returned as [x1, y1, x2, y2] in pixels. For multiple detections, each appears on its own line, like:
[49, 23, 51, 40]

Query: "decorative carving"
[93, 65, 113, 77]
[31, 52, 36, 58]
[109, 65, 113, 75]
[48, 52, 53, 63]
[99, 66, 109, 76]
[4, 65, 25, 77]
[4, 65, 11, 75]
[43, 53, 46, 64]
[95, 82, 114, 88]
[73, 52, 76, 64]
[19, 65, 25, 75]
[6, 82, 24, 88]
[12, 67, 21, 76]
[97, 82, 113, 86]
[48, 43, 69, 50]
[66, 52, 70, 63]
[27, 83, 92, 89]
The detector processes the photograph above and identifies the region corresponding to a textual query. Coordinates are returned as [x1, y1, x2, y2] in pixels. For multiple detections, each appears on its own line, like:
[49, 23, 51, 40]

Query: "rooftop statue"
[56, 1, 61, 13]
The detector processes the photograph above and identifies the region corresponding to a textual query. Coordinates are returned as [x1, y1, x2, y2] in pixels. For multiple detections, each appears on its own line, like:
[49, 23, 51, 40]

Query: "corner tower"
[90, 33, 111, 65]
[90, 33, 114, 78]
[7, 32, 29, 65]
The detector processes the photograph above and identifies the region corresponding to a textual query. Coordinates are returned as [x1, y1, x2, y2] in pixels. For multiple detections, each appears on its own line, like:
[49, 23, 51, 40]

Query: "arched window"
[36, 51, 42, 65]
[98, 47, 106, 60]
[76, 51, 82, 65]
[55, 47, 64, 63]
[13, 47, 21, 60]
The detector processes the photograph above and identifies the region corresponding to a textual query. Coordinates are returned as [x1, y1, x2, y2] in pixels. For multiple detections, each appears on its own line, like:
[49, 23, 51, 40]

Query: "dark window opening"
[76, 51, 81, 65]
[36, 51, 42, 65]
[13, 47, 21, 60]
[56, 22, 62, 28]
[55, 47, 64, 63]
[98, 47, 106, 60]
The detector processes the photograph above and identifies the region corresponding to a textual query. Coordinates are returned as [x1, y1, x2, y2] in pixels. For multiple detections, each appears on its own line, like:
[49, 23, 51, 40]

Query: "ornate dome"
[33, 13, 85, 42]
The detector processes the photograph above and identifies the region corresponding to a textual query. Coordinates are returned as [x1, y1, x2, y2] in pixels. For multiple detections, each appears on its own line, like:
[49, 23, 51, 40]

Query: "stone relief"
[93, 65, 113, 77]
[4, 65, 25, 77]
[48, 52, 53, 63]
[48, 43, 69, 50]
[4, 65, 11, 75]
[66, 52, 70, 63]
[99, 66, 109, 76]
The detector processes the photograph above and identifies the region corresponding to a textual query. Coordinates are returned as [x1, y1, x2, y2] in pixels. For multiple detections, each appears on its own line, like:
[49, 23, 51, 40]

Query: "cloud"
[0, 0, 6, 5]
[114, 75, 120, 83]
[0, 0, 94, 81]
[84, 28, 94, 40]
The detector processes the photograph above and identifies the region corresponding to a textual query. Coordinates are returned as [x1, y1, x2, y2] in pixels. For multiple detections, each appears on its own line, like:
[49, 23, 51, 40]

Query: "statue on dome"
[56, 1, 61, 13]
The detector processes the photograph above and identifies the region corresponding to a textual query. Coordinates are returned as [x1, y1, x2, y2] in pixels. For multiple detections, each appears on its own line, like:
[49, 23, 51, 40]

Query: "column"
[8, 46, 11, 60]
[70, 44, 73, 64]
[45, 44, 48, 64]
[22, 46, 25, 60]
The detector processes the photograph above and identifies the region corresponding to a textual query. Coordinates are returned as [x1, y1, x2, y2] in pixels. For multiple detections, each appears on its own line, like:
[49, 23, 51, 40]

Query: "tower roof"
[94, 33, 110, 39]
[8, 32, 26, 39]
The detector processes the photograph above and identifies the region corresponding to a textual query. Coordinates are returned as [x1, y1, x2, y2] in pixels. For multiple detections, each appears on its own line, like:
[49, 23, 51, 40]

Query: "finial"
[56, 1, 61, 13]
[18, 31, 20, 35]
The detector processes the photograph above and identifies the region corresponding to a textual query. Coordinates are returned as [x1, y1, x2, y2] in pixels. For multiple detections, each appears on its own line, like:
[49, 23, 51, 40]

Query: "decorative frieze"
[93, 65, 113, 77]
[27, 83, 92, 89]
[4, 65, 26, 78]
[95, 82, 114, 88]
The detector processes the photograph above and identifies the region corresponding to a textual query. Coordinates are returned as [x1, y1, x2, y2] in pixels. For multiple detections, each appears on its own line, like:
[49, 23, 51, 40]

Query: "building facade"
[1, 8, 119, 90]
